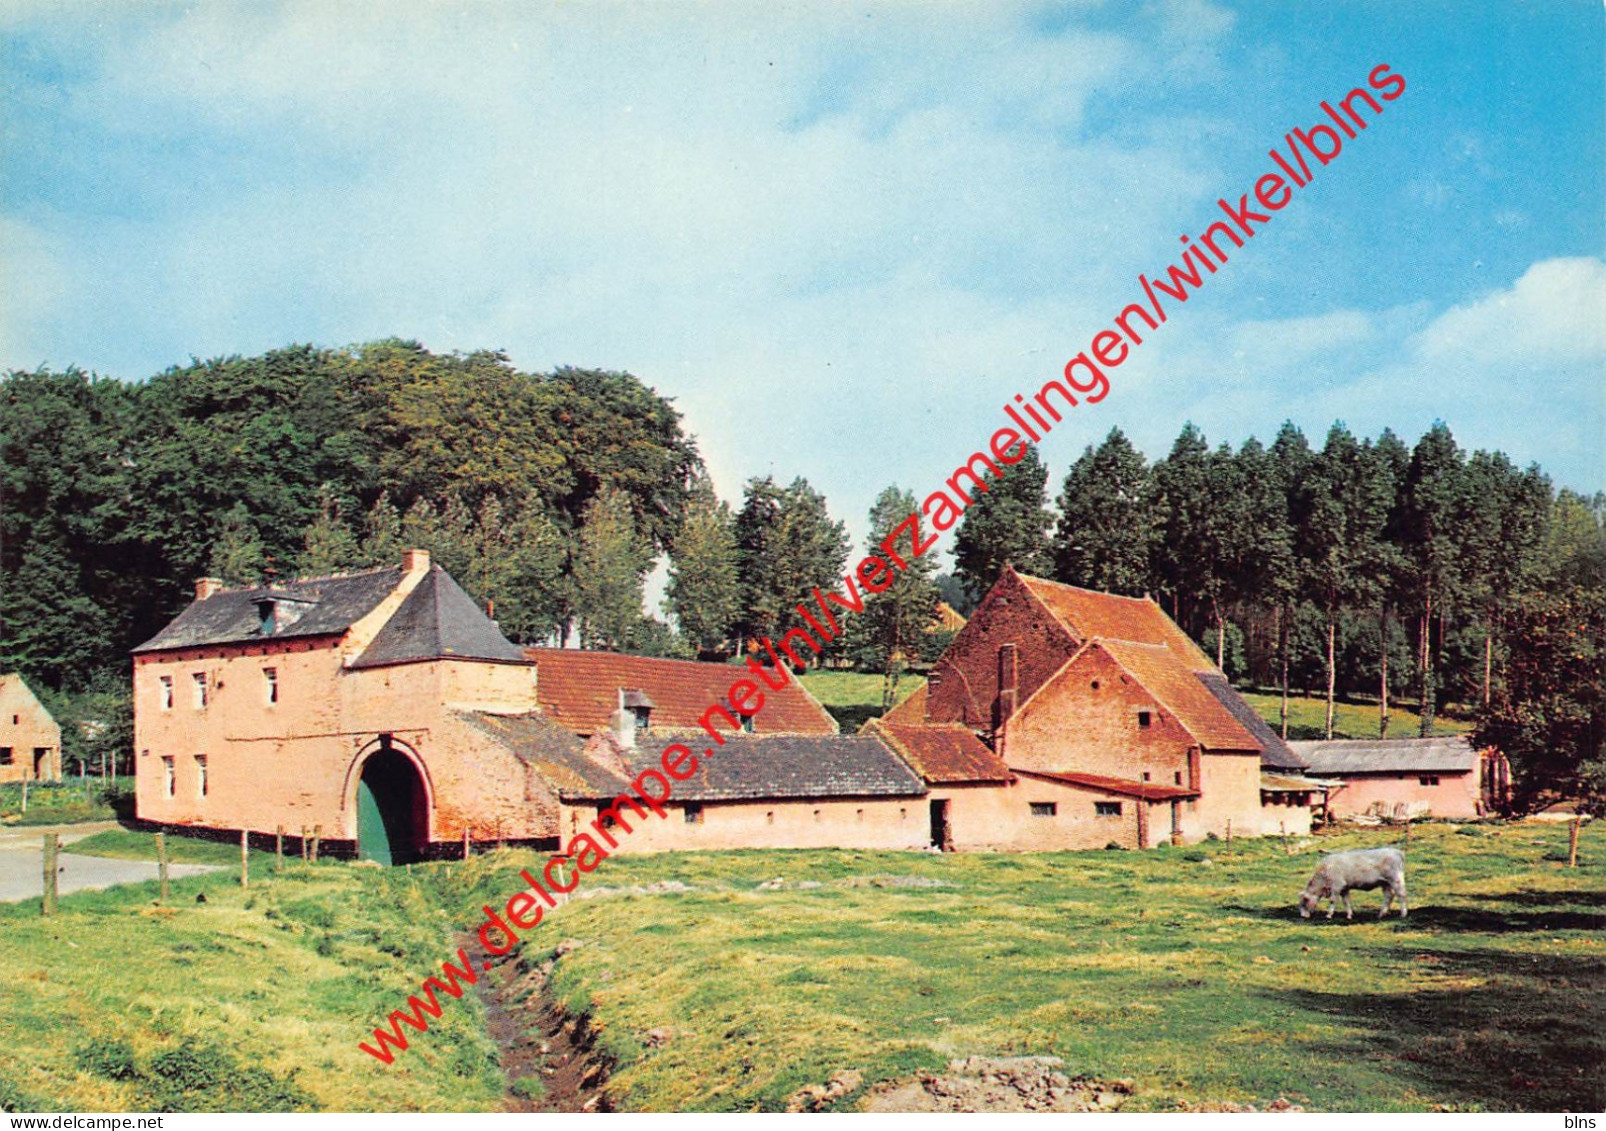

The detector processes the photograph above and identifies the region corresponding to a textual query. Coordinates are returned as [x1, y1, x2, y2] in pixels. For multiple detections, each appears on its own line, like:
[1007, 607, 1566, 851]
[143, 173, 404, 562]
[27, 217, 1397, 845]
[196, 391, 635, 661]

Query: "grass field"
[3, 823, 1598, 1112]
[448, 821, 1602, 1113]
[0, 835, 501, 1113]
[0, 777, 133, 827]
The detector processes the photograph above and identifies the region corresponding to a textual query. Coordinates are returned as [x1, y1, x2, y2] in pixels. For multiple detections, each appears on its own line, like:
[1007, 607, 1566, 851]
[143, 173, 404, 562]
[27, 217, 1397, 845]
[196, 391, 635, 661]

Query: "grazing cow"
[1298, 847, 1407, 920]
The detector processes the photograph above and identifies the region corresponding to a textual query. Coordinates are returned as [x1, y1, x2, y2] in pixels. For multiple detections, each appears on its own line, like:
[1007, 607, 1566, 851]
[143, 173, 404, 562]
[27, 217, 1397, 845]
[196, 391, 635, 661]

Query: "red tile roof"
[1094, 639, 1260, 752]
[525, 648, 837, 737]
[880, 683, 928, 726]
[1015, 768, 1199, 801]
[863, 718, 1012, 784]
[1015, 572, 1216, 670]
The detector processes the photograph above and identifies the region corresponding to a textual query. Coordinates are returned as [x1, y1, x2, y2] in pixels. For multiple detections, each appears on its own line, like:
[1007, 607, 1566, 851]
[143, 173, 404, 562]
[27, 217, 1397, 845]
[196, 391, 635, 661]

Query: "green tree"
[1052, 428, 1154, 596]
[1399, 423, 1467, 735]
[952, 444, 1052, 601]
[666, 477, 741, 656]
[573, 488, 651, 651]
[298, 486, 364, 576]
[734, 476, 850, 652]
[208, 504, 266, 587]
[842, 486, 941, 707]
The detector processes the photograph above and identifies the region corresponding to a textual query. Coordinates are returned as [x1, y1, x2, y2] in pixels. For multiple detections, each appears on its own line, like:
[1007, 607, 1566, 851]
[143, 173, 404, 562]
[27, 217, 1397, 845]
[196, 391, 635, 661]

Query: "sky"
[4, 0, 1603, 571]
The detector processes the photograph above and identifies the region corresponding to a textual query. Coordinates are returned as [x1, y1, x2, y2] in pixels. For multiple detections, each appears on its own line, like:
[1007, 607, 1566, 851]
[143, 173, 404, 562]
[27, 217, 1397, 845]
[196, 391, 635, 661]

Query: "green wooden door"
[357, 776, 393, 865]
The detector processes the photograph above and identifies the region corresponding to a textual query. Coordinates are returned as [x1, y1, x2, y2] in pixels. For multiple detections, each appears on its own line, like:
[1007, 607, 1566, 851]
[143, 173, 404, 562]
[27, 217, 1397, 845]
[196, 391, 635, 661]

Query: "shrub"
[76, 1037, 139, 1081]
[1104, 842, 1126, 851]
[145, 1040, 313, 1112]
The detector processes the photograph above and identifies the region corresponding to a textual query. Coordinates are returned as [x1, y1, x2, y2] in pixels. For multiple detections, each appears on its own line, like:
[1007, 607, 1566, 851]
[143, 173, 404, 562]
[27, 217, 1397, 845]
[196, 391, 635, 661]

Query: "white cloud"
[1413, 257, 1606, 365]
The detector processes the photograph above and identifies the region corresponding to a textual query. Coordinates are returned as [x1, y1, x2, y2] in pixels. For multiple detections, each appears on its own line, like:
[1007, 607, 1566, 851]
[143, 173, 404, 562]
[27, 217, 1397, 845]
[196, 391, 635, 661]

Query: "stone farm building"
[0, 673, 62, 783]
[132, 553, 1318, 861]
[1287, 736, 1509, 820]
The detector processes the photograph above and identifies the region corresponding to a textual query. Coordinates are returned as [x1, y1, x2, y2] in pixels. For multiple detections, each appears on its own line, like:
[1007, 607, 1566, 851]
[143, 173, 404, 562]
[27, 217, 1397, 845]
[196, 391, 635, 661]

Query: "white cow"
[1298, 847, 1407, 919]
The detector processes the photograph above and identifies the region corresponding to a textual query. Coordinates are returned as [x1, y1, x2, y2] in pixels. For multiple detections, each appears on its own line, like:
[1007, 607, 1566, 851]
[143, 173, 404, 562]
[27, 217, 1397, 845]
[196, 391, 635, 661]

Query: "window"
[264, 667, 278, 705]
[1137, 711, 1152, 728]
[0, 747, 12, 765]
[1091, 680, 1100, 690]
[10, 714, 17, 725]
[1419, 775, 1440, 786]
[856, 808, 865, 822]
[1096, 801, 1123, 817]
[162, 756, 175, 798]
[191, 672, 208, 709]
[195, 755, 208, 798]
[632, 706, 651, 733]
[1141, 771, 1151, 782]
[159, 676, 173, 710]
[766, 811, 775, 824]
[1030, 802, 1057, 817]
[813, 808, 822, 822]
[683, 804, 704, 824]
[739, 713, 756, 733]
[597, 812, 617, 829]
[1174, 771, 1183, 785]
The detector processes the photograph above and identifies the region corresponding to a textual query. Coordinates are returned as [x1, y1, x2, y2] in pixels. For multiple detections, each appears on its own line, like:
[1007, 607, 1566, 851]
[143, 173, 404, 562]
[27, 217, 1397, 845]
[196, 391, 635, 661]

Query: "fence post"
[300, 826, 308, 863]
[275, 826, 284, 872]
[156, 832, 169, 904]
[42, 833, 58, 916]
[1404, 817, 1412, 847]
[1279, 820, 1289, 856]
[1225, 818, 1232, 845]
[311, 825, 321, 864]
[19, 778, 27, 814]
[240, 829, 250, 889]
[1569, 815, 1581, 868]
[463, 825, 471, 860]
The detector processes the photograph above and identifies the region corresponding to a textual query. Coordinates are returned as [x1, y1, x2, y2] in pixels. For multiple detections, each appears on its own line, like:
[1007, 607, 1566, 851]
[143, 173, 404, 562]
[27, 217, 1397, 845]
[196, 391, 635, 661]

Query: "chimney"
[995, 643, 1018, 730]
[402, 548, 431, 575]
[195, 577, 225, 602]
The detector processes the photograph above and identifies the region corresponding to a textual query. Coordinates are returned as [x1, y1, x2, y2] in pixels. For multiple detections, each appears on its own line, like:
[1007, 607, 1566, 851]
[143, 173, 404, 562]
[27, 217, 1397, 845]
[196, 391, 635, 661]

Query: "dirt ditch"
[465, 935, 613, 1113]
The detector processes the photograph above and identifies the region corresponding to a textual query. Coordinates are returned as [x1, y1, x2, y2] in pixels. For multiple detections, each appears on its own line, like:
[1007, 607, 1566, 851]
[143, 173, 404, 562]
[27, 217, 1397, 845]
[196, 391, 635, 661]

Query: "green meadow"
[1, 822, 1598, 1112]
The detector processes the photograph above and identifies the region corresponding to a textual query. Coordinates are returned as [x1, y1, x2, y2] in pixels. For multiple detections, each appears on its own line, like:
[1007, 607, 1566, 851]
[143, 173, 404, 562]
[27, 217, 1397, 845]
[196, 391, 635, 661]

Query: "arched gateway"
[354, 737, 430, 865]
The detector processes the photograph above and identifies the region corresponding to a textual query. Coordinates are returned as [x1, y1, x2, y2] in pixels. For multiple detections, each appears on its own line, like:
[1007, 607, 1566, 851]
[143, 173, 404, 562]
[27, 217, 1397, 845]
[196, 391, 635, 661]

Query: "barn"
[0, 673, 62, 783]
[1287, 736, 1508, 820]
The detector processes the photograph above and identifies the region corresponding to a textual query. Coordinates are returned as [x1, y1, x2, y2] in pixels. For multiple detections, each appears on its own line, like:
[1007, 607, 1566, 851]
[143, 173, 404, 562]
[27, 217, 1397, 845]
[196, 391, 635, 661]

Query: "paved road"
[0, 822, 221, 903]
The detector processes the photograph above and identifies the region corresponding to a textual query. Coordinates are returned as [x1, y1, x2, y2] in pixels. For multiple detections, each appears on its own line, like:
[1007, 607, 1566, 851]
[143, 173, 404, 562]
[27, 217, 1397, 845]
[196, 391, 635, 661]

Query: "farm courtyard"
[0, 820, 1599, 1113]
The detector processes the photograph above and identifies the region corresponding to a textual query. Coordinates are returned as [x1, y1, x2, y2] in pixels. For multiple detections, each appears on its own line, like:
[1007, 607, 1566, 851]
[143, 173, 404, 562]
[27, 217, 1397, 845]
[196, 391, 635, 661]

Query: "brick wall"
[559, 796, 929, 853]
[1325, 771, 1480, 820]
[0, 678, 60, 783]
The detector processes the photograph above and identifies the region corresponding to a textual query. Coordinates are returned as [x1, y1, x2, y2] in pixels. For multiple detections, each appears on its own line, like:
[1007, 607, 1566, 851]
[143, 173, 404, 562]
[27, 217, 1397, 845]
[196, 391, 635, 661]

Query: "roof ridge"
[211, 564, 398, 595]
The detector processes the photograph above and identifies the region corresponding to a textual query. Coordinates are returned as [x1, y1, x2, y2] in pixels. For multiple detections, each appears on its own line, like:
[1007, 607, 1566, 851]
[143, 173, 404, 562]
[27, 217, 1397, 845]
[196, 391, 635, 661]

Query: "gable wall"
[1324, 770, 1480, 820]
[0, 678, 61, 782]
[926, 571, 1078, 728]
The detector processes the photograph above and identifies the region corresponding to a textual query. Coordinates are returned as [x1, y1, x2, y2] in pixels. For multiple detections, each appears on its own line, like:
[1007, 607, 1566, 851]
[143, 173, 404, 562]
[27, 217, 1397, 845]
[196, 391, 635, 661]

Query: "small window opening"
[1418, 775, 1439, 786]
[1137, 710, 1152, 728]
[856, 808, 865, 821]
[1142, 771, 1151, 782]
[159, 676, 173, 710]
[813, 808, 822, 822]
[633, 706, 652, 732]
[1096, 801, 1123, 817]
[1030, 802, 1057, 817]
[683, 804, 704, 824]
[192, 672, 208, 709]
[162, 756, 175, 798]
[264, 667, 278, 705]
[1091, 680, 1100, 690]
[0, 748, 12, 765]
[1174, 771, 1183, 785]
[739, 713, 756, 733]
[195, 755, 208, 798]
[766, 811, 775, 825]
[597, 812, 617, 829]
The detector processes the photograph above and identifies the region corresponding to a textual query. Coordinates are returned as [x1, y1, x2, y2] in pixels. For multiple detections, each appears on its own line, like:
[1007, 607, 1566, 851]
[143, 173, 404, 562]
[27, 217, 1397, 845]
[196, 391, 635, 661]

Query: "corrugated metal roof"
[1195, 672, 1305, 769]
[1287, 737, 1478, 775]
[1015, 768, 1199, 801]
[1096, 639, 1260, 751]
[526, 648, 837, 736]
[350, 566, 527, 668]
[864, 718, 1012, 784]
[563, 733, 925, 802]
[1015, 572, 1216, 670]
[133, 567, 403, 653]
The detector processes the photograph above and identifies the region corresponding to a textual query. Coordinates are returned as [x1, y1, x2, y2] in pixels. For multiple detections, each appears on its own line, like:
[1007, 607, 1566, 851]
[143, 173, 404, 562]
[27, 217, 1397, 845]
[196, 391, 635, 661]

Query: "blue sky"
[3, 0, 1602, 565]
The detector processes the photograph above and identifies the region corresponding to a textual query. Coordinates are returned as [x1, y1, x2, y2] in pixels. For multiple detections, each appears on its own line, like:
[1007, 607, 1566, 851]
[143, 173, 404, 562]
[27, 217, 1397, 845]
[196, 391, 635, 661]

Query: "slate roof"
[563, 733, 925, 803]
[349, 566, 527, 668]
[1287, 737, 1479, 775]
[1015, 768, 1199, 801]
[863, 718, 1012, 784]
[134, 567, 403, 653]
[526, 648, 837, 736]
[1194, 671, 1305, 769]
[456, 711, 629, 796]
[1093, 639, 1259, 752]
[1015, 572, 1216, 669]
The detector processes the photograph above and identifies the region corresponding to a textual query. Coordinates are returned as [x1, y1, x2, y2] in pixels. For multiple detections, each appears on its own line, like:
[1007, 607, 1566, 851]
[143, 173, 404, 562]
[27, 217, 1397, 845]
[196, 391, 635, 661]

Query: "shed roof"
[349, 566, 527, 669]
[134, 567, 402, 653]
[863, 718, 1013, 784]
[1015, 768, 1199, 801]
[1287, 736, 1479, 775]
[526, 648, 836, 736]
[1194, 671, 1305, 769]
[564, 733, 924, 803]
[456, 711, 628, 796]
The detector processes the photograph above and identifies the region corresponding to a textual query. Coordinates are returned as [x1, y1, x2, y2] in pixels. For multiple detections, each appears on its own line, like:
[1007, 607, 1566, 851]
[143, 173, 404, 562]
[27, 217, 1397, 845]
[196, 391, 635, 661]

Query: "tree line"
[3, 344, 1600, 809]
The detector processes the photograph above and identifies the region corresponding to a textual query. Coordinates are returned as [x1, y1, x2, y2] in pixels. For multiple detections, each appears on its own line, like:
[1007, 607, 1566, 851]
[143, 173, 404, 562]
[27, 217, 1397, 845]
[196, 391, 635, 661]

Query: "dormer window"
[257, 599, 276, 636]
[739, 713, 756, 733]
[621, 690, 654, 733]
[255, 595, 311, 637]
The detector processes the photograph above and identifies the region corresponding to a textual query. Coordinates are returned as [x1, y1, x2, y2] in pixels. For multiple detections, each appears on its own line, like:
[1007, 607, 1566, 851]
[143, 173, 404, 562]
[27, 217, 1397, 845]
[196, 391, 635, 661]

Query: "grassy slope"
[799, 671, 1470, 740]
[0, 831, 502, 1113]
[451, 823, 1603, 1113]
